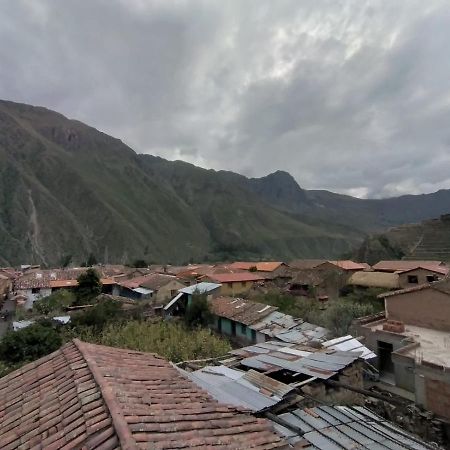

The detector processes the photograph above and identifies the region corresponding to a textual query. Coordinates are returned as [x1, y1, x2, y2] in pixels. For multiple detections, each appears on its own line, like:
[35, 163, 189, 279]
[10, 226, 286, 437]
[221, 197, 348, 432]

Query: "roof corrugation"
[274, 405, 430, 449]
[179, 282, 222, 294]
[182, 365, 293, 412]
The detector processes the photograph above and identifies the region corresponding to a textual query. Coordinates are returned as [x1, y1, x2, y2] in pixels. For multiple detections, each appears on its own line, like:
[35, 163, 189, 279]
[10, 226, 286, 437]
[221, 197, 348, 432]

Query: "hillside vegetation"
[1, 99, 450, 266]
[357, 215, 450, 264]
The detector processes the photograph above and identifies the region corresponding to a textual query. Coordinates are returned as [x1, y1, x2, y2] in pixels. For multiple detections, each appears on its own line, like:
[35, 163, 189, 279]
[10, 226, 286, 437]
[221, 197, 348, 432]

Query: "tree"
[130, 259, 147, 268]
[0, 323, 62, 364]
[184, 292, 213, 327]
[86, 253, 98, 267]
[71, 299, 122, 331]
[33, 289, 75, 315]
[60, 254, 72, 268]
[75, 269, 102, 305]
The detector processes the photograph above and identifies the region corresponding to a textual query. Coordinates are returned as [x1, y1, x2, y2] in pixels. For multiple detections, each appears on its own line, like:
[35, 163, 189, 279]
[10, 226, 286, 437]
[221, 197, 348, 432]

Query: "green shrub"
[0, 323, 62, 364]
[184, 293, 213, 327]
[71, 299, 121, 331]
[33, 289, 75, 315]
[75, 268, 102, 305]
[75, 320, 231, 362]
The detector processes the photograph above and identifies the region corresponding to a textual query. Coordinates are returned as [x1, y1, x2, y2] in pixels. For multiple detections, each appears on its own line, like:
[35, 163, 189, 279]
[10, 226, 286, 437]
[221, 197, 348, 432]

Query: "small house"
[163, 282, 221, 317]
[204, 272, 264, 296]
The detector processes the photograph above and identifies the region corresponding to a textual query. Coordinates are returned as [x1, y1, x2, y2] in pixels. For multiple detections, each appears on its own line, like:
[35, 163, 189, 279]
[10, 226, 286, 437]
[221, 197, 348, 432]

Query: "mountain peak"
[260, 170, 302, 189]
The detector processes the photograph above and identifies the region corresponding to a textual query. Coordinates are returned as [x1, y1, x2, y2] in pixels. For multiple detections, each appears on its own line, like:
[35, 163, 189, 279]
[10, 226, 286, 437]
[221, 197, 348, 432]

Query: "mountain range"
[1, 99, 450, 267]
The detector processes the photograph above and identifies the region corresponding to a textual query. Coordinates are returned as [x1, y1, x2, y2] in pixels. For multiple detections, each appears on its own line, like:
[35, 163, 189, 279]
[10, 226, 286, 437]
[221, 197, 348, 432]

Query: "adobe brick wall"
[425, 377, 450, 420]
[398, 268, 443, 288]
[386, 289, 450, 331]
[301, 362, 364, 405]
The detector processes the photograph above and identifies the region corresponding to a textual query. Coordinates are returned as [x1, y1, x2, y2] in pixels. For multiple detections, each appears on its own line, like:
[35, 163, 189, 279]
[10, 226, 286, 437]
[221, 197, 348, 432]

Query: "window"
[426, 275, 437, 283]
[241, 282, 246, 287]
[31, 288, 40, 294]
[240, 324, 247, 334]
[407, 275, 418, 284]
[227, 282, 233, 288]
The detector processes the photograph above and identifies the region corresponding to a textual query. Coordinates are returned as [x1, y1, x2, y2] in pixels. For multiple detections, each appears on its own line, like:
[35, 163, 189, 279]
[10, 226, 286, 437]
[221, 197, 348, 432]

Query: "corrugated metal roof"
[209, 297, 278, 326]
[12, 320, 34, 331]
[243, 370, 294, 398]
[273, 405, 430, 449]
[249, 310, 329, 344]
[163, 291, 183, 311]
[181, 365, 293, 412]
[179, 282, 221, 294]
[234, 340, 360, 379]
[132, 287, 153, 295]
[322, 335, 376, 360]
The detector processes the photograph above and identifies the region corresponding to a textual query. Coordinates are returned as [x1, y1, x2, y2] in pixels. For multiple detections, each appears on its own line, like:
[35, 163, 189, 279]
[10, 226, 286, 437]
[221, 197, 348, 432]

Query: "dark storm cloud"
[1, 0, 450, 197]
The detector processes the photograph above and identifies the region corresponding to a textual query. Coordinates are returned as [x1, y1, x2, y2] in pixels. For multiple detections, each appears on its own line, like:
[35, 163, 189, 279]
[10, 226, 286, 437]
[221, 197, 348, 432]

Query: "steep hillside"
[0, 100, 359, 266]
[356, 215, 450, 264]
[1, 99, 449, 267]
[242, 171, 450, 233]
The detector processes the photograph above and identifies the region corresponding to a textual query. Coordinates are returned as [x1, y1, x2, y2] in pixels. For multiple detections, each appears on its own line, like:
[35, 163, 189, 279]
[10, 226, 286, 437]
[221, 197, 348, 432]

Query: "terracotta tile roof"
[229, 262, 285, 272]
[207, 272, 265, 283]
[139, 273, 181, 291]
[0, 340, 286, 449]
[320, 260, 370, 271]
[288, 260, 327, 270]
[373, 260, 445, 272]
[15, 269, 117, 290]
[395, 265, 449, 275]
[379, 277, 450, 298]
[209, 296, 278, 325]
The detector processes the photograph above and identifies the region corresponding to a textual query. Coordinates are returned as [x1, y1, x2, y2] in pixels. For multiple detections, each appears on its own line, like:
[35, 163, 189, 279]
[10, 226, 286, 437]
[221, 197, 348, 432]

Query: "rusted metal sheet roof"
[209, 297, 278, 325]
[0, 340, 287, 449]
[233, 340, 360, 379]
[184, 365, 294, 412]
[243, 370, 294, 398]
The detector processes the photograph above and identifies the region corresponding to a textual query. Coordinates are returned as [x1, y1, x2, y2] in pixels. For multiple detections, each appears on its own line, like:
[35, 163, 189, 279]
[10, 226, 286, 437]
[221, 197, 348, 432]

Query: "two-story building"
[356, 277, 450, 420]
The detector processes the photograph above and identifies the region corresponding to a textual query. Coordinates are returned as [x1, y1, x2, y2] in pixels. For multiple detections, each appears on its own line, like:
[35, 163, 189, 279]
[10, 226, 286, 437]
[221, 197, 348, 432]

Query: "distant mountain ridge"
[1, 99, 450, 266]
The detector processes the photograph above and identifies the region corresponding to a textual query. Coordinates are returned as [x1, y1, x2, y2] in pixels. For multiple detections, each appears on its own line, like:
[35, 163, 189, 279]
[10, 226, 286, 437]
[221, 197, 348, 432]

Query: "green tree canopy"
[75, 268, 102, 305]
[71, 299, 122, 331]
[130, 259, 148, 268]
[0, 323, 62, 364]
[33, 289, 75, 315]
[184, 292, 213, 328]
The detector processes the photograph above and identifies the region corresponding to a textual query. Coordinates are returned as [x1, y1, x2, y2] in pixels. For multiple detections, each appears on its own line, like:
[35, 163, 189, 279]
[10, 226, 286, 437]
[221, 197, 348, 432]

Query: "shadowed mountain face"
[1, 100, 449, 267]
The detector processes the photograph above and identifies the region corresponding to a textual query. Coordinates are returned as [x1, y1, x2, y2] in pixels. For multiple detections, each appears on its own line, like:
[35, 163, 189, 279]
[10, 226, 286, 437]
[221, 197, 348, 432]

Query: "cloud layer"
[1, 0, 450, 198]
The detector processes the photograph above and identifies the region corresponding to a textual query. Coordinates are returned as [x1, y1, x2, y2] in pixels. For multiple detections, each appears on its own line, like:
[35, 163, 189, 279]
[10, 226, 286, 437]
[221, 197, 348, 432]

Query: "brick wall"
[425, 377, 450, 420]
[386, 289, 450, 331]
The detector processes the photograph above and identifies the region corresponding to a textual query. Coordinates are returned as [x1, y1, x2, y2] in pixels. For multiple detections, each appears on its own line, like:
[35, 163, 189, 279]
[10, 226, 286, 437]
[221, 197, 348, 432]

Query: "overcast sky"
[1, 1, 450, 198]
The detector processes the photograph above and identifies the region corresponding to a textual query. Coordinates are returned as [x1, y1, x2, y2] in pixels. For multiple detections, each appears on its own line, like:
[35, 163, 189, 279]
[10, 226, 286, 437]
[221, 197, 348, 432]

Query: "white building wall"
[21, 288, 52, 310]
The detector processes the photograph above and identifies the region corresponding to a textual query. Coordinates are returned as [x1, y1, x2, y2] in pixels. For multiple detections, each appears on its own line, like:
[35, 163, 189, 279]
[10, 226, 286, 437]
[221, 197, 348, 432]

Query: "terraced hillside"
[357, 215, 450, 264]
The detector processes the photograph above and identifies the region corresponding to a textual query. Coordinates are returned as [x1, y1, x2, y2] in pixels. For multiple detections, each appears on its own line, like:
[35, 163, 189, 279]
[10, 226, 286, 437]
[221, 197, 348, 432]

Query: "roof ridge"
[73, 339, 138, 450]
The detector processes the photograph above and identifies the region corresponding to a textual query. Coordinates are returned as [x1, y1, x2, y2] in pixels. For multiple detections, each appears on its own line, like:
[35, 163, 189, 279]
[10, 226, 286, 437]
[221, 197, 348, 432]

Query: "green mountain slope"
[239, 170, 450, 233]
[0, 100, 359, 266]
[1, 100, 449, 267]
